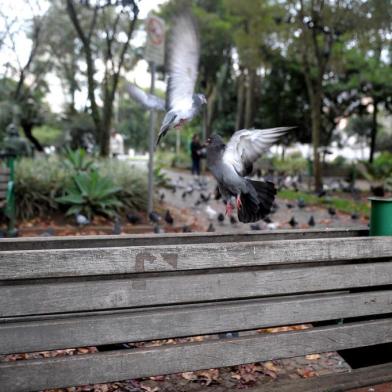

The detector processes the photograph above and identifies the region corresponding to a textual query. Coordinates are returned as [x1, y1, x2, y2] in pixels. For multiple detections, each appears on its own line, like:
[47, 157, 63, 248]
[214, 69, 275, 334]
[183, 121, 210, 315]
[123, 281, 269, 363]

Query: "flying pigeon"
[206, 127, 292, 223]
[126, 83, 165, 111]
[157, 13, 206, 145]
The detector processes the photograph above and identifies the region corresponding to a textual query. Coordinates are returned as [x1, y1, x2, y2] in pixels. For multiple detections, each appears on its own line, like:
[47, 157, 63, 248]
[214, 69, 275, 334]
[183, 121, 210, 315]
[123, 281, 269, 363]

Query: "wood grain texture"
[2, 262, 392, 317]
[2, 291, 392, 354]
[248, 362, 392, 392]
[0, 236, 390, 280]
[0, 228, 368, 251]
[1, 319, 392, 392]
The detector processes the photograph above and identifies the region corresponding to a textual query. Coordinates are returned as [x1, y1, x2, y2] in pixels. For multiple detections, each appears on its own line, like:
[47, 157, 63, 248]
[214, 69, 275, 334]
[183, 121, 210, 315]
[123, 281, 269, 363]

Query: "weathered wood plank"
[1, 319, 392, 392]
[0, 173, 10, 182]
[0, 167, 10, 175]
[0, 228, 369, 251]
[1, 236, 390, 280]
[247, 363, 392, 392]
[2, 291, 392, 354]
[2, 262, 392, 317]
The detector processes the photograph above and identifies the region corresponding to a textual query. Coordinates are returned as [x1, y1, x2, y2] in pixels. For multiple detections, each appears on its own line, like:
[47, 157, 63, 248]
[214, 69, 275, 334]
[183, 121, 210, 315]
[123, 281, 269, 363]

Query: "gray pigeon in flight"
[157, 13, 207, 145]
[206, 127, 293, 223]
[126, 83, 165, 111]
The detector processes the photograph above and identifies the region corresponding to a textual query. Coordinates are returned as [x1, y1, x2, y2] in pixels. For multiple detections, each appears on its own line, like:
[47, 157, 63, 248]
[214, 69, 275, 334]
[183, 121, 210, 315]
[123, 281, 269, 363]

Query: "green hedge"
[14, 156, 149, 220]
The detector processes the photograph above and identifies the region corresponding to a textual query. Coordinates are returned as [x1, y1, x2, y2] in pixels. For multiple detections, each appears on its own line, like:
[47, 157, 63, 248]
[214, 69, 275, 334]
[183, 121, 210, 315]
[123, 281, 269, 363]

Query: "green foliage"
[63, 148, 95, 172]
[369, 152, 392, 179]
[117, 95, 149, 151]
[13, 157, 149, 221]
[14, 157, 70, 221]
[64, 112, 96, 150]
[33, 125, 63, 146]
[57, 171, 123, 219]
[155, 150, 191, 170]
[98, 159, 148, 212]
[333, 155, 347, 168]
[269, 153, 308, 175]
[278, 189, 370, 216]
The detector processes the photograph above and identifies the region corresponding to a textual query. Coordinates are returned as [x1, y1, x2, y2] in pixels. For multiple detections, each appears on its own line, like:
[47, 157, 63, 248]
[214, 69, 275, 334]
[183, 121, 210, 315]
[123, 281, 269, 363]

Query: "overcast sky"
[0, 0, 168, 112]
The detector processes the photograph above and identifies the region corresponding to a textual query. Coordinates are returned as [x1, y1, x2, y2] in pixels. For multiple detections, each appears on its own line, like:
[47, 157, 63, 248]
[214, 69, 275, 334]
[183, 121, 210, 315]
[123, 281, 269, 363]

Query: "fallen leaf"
[297, 368, 317, 378]
[198, 369, 219, 385]
[263, 361, 280, 372]
[140, 383, 159, 392]
[263, 369, 278, 379]
[306, 354, 321, 360]
[181, 372, 197, 381]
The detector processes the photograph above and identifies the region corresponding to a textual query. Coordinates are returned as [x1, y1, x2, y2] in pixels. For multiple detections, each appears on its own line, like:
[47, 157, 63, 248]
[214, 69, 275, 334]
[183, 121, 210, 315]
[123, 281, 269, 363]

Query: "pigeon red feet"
[225, 202, 234, 216]
[236, 195, 243, 210]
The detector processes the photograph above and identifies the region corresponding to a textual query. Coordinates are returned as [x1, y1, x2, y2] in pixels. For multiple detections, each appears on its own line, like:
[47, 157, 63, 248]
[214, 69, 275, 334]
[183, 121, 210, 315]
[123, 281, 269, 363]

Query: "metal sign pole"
[147, 61, 156, 214]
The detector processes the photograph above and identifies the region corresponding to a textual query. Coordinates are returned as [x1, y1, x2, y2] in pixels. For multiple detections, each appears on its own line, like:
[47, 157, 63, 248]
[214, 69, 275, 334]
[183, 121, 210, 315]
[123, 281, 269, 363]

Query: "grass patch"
[278, 189, 370, 216]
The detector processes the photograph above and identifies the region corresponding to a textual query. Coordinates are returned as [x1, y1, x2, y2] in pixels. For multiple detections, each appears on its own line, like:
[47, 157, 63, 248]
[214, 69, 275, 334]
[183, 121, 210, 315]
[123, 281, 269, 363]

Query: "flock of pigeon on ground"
[128, 172, 362, 234]
[127, 12, 295, 225]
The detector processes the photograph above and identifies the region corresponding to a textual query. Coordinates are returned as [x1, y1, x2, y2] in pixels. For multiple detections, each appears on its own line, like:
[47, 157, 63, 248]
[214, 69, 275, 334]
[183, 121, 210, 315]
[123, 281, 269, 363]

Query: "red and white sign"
[145, 14, 165, 65]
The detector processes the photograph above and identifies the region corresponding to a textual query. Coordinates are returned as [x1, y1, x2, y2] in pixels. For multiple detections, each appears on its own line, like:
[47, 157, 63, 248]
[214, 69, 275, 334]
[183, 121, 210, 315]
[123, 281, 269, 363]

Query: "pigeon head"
[206, 134, 225, 148]
[194, 93, 207, 107]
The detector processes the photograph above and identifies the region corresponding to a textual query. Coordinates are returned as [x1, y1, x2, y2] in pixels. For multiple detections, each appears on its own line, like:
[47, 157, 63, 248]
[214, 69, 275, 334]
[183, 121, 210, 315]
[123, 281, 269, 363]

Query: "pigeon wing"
[167, 13, 199, 111]
[223, 127, 293, 176]
[126, 83, 165, 111]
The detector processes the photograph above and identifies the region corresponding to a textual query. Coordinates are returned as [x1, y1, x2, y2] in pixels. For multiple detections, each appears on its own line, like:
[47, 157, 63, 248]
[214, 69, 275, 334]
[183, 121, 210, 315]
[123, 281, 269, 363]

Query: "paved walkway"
[159, 170, 367, 233]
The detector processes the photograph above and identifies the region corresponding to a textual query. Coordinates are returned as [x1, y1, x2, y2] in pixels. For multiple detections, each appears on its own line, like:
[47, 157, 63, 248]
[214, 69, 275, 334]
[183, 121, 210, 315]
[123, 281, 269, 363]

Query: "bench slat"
[1, 319, 392, 392]
[0, 236, 390, 280]
[0, 228, 368, 251]
[2, 262, 392, 317]
[1, 291, 392, 355]
[241, 362, 392, 392]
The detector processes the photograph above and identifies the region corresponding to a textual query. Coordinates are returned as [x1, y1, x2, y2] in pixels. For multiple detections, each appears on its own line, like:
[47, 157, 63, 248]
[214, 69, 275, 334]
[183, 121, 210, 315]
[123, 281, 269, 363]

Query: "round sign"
[147, 17, 165, 46]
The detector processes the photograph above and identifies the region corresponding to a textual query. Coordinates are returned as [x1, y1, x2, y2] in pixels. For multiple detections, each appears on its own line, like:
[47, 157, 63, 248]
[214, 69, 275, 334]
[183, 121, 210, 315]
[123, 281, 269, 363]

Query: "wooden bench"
[1, 228, 392, 392]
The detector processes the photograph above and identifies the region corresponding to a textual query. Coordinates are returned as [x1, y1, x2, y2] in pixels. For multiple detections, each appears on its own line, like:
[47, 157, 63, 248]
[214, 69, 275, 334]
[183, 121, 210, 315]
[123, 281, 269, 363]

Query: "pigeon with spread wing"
[126, 83, 165, 111]
[157, 13, 206, 145]
[206, 127, 293, 223]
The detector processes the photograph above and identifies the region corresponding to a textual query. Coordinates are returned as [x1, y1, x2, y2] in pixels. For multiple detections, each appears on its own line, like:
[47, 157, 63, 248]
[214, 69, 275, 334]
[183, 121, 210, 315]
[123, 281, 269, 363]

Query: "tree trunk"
[206, 84, 218, 136]
[369, 100, 378, 163]
[310, 89, 322, 192]
[100, 89, 114, 157]
[244, 68, 256, 129]
[20, 122, 43, 152]
[235, 69, 245, 131]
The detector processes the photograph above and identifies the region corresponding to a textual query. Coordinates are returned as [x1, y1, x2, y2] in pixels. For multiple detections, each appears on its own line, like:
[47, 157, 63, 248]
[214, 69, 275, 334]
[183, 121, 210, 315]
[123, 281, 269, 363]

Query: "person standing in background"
[110, 129, 124, 158]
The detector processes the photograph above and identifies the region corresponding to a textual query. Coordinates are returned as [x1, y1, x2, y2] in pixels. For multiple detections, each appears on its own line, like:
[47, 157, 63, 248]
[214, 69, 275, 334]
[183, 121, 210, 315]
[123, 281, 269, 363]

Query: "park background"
[0, 0, 390, 235]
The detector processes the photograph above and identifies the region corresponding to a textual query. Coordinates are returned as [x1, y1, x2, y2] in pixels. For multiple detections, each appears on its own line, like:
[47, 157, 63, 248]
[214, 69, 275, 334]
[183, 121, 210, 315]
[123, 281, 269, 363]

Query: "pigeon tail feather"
[157, 113, 177, 145]
[238, 180, 276, 223]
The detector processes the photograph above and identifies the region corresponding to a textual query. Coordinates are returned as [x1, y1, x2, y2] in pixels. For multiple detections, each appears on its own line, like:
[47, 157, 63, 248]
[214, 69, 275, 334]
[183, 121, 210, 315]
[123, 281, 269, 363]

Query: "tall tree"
[0, 1, 47, 151]
[284, 0, 363, 191]
[65, 0, 139, 156]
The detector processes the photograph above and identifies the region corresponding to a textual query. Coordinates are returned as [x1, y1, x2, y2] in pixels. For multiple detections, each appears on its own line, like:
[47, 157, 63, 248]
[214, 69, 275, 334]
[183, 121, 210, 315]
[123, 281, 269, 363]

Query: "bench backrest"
[1, 228, 392, 392]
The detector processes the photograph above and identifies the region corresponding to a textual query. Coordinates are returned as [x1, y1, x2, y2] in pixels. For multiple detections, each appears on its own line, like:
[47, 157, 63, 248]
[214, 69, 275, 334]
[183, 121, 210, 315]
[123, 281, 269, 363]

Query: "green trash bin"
[369, 197, 392, 236]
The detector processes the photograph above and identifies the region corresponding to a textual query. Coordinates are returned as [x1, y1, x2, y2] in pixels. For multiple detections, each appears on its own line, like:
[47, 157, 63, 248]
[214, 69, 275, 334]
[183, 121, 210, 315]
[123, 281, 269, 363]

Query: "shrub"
[57, 171, 123, 219]
[98, 159, 149, 212]
[63, 148, 95, 172]
[14, 157, 69, 220]
[14, 157, 150, 220]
